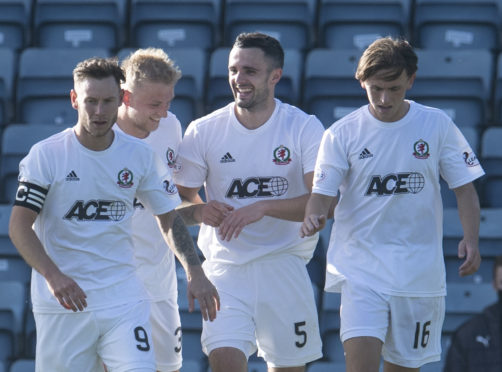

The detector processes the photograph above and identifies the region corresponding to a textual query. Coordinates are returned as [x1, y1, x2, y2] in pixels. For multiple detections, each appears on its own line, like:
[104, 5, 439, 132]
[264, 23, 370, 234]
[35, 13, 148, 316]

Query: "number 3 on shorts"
[134, 326, 151, 351]
[294, 321, 307, 348]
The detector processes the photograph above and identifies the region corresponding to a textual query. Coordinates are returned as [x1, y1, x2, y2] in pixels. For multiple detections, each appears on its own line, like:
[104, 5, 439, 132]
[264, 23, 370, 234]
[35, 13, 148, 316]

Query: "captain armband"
[14, 181, 48, 213]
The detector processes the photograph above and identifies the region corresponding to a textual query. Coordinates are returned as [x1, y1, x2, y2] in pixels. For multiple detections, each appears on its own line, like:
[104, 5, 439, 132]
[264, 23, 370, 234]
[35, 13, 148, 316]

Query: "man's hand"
[186, 265, 220, 321]
[218, 202, 266, 241]
[300, 214, 327, 238]
[200, 200, 234, 227]
[46, 271, 87, 312]
[457, 239, 481, 277]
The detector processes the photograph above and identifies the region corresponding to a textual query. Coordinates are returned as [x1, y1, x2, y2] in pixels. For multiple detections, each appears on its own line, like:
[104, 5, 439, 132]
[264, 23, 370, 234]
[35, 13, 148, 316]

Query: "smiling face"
[228, 46, 281, 112]
[71, 75, 122, 150]
[122, 80, 175, 138]
[361, 69, 415, 123]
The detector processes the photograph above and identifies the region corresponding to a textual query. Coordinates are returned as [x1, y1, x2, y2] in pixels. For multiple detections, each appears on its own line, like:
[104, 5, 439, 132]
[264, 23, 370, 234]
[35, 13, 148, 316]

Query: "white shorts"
[339, 281, 445, 368]
[34, 301, 155, 372]
[201, 254, 322, 368]
[149, 298, 182, 372]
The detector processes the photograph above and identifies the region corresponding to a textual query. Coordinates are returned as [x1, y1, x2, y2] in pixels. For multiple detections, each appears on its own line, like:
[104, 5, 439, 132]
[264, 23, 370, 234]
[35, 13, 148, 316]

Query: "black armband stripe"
[14, 182, 48, 213]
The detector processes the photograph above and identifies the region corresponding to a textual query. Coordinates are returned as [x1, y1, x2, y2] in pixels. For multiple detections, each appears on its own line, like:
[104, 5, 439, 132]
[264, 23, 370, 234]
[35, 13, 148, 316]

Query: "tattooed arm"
[156, 210, 220, 321]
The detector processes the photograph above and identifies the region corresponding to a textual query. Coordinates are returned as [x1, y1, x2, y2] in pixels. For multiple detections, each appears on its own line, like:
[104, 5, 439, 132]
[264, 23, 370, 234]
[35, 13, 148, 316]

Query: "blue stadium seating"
[413, 0, 502, 50]
[224, 0, 317, 50]
[129, 0, 221, 50]
[308, 361, 346, 371]
[443, 282, 497, 334]
[0, 0, 32, 50]
[493, 52, 502, 123]
[318, 0, 411, 50]
[0, 204, 16, 257]
[480, 127, 502, 207]
[33, 0, 126, 49]
[0, 124, 63, 203]
[303, 49, 366, 128]
[8, 359, 35, 372]
[0, 48, 15, 126]
[408, 49, 493, 129]
[16, 48, 109, 125]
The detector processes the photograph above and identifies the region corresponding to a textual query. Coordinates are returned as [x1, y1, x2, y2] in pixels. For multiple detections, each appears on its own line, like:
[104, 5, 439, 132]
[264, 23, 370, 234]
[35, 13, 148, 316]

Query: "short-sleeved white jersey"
[313, 101, 485, 297]
[115, 114, 182, 301]
[17, 128, 181, 313]
[174, 99, 324, 265]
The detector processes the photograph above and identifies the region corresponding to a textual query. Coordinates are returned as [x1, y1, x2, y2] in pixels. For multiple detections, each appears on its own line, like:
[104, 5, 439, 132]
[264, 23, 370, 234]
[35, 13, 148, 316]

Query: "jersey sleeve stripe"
[14, 182, 48, 213]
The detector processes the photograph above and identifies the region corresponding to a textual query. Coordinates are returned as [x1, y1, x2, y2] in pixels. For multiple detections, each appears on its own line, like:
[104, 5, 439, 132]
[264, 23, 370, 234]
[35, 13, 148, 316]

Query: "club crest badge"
[117, 168, 134, 188]
[166, 147, 176, 168]
[413, 139, 430, 159]
[273, 145, 292, 165]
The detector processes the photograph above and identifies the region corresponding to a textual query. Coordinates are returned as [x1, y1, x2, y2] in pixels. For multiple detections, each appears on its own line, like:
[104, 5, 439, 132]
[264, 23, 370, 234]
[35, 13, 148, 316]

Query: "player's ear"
[70, 89, 78, 109]
[122, 89, 131, 106]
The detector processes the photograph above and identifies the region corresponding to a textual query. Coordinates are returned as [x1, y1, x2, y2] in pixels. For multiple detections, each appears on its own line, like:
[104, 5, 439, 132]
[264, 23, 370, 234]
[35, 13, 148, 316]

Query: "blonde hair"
[121, 48, 182, 90]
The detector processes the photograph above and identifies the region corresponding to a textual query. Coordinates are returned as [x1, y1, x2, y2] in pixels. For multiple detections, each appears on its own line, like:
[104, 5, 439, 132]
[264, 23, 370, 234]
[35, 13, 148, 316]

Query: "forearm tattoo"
[169, 214, 201, 267]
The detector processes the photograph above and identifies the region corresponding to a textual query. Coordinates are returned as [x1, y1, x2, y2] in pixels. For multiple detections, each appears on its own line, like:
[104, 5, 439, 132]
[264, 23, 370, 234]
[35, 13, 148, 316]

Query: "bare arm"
[9, 206, 87, 311]
[156, 210, 220, 320]
[453, 182, 481, 277]
[300, 192, 338, 238]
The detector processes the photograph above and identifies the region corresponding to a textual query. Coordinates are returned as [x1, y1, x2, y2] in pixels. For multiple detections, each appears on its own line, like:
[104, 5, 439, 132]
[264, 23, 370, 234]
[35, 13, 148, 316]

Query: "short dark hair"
[73, 57, 125, 87]
[233, 32, 284, 69]
[355, 37, 418, 82]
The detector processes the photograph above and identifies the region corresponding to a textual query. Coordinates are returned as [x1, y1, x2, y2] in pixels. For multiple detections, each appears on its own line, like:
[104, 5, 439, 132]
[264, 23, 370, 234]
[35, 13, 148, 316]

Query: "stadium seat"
[181, 330, 207, 366]
[0, 204, 16, 257]
[445, 256, 493, 284]
[224, 0, 316, 50]
[493, 52, 502, 123]
[413, 0, 502, 50]
[0, 256, 31, 285]
[8, 359, 35, 372]
[480, 127, 502, 207]
[0, 331, 13, 365]
[0, 281, 25, 337]
[206, 47, 232, 112]
[16, 48, 109, 125]
[117, 47, 205, 130]
[0, 123, 62, 203]
[182, 359, 205, 372]
[22, 308, 35, 359]
[129, 0, 221, 50]
[408, 49, 493, 129]
[247, 361, 268, 372]
[319, 291, 341, 334]
[0, 48, 15, 126]
[443, 282, 496, 334]
[33, 0, 126, 49]
[318, 0, 411, 50]
[321, 330, 346, 362]
[0, 0, 32, 50]
[303, 49, 366, 128]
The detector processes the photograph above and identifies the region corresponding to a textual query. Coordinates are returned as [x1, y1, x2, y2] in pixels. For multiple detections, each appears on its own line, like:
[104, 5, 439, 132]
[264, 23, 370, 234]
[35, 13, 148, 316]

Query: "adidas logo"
[65, 170, 80, 181]
[359, 148, 373, 159]
[220, 152, 236, 163]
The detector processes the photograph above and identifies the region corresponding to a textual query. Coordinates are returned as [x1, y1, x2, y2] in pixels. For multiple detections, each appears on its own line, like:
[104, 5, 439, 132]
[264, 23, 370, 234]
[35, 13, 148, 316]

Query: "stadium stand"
[0, 48, 15, 127]
[413, 0, 502, 50]
[206, 47, 233, 112]
[318, 0, 411, 50]
[480, 127, 502, 207]
[0, 0, 32, 51]
[307, 361, 346, 371]
[8, 359, 35, 372]
[408, 49, 493, 129]
[129, 0, 221, 51]
[493, 51, 502, 123]
[443, 282, 497, 334]
[303, 48, 365, 128]
[16, 47, 109, 125]
[0, 281, 26, 355]
[0, 204, 15, 257]
[0, 123, 62, 203]
[33, 0, 126, 49]
[223, 0, 317, 50]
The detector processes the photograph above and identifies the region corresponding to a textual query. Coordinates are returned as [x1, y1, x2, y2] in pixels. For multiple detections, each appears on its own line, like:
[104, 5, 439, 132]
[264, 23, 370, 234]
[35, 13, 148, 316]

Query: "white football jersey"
[174, 99, 324, 265]
[115, 114, 182, 300]
[313, 101, 485, 296]
[16, 128, 181, 313]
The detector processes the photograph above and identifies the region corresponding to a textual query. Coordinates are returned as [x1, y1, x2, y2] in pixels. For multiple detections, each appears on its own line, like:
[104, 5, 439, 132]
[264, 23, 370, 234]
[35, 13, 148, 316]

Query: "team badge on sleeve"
[314, 168, 327, 183]
[14, 181, 48, 213]
[163, 180, 178, 195]
[463, 151, 480, 167]
[166, 147, 176, 168]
